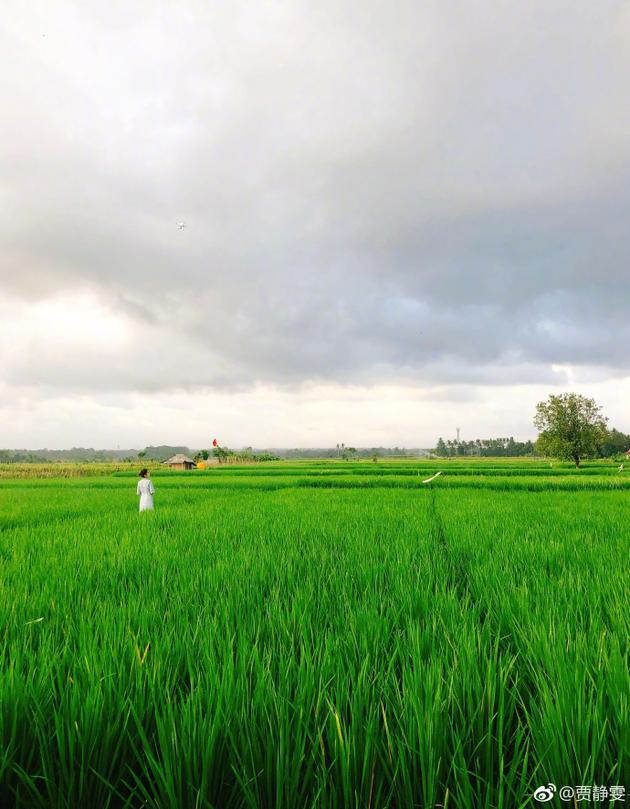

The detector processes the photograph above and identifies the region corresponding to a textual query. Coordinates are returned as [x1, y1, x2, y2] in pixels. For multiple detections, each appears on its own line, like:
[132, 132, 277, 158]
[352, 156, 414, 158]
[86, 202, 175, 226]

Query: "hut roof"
[163, 454, 196, 465]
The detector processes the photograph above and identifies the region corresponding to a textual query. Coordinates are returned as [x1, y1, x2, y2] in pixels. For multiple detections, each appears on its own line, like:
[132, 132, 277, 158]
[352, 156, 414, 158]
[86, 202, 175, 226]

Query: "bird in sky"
[177, 222, 186, 230]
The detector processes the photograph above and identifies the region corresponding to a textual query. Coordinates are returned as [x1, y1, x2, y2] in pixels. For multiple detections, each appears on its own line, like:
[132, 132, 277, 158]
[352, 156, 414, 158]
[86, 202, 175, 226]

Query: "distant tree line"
[434, 428, 630, 460]
[0, 446, 201, 464]
[138, 445, 190, 460]
[3, 411, 628, 466]
[0, 448, 139, 463]
[434, 437, 536, 457]
[278, 447, 424, 460]
[192, 446, 280, 464]
[597, 428, 630, 457]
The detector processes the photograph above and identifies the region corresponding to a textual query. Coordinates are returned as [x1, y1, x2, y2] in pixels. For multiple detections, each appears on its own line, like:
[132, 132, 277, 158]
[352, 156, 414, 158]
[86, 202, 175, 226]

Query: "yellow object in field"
[197, 461, 206, 470]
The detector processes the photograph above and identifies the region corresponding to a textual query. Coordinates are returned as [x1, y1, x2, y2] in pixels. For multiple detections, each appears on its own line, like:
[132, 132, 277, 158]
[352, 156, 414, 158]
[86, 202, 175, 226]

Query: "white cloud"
[1, 0, 629, 446]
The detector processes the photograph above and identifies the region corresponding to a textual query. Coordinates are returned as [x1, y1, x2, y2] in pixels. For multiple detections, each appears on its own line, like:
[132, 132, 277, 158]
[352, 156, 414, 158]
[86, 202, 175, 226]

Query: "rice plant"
[0, 462, 627, 807]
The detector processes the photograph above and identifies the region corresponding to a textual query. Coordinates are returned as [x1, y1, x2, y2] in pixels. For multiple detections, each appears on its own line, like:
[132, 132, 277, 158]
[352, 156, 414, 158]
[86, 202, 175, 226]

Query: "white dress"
[137, 478, 155, 511]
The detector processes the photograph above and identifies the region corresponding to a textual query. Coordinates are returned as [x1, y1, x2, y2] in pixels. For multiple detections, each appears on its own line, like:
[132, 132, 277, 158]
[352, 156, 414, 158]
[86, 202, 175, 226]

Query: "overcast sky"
[2, 1, 629, 449]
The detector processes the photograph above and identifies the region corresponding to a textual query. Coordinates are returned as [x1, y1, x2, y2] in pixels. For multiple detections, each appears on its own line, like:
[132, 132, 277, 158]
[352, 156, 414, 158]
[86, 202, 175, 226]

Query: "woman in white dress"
[137, 469, 155, 512]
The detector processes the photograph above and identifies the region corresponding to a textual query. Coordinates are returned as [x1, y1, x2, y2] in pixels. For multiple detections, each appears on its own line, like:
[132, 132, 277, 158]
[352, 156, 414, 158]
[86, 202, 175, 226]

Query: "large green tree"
[534, 393, 608, 467]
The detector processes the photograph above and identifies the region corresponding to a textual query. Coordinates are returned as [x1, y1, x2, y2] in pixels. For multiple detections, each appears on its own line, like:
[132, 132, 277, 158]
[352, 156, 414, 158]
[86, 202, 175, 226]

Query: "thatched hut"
[163, 454, 197, 471]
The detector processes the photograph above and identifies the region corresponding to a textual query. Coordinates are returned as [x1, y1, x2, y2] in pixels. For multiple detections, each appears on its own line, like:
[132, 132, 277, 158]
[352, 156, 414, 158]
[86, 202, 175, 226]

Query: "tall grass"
[0, 463, 627, 807]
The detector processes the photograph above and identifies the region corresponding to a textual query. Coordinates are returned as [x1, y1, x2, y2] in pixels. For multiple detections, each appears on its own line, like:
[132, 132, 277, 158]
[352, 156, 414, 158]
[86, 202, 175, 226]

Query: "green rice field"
[0, 459, 628, 808]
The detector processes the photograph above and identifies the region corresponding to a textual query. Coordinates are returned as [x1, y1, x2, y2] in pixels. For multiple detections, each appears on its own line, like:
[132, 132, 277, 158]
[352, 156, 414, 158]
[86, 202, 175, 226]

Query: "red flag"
[212, 438, 218, 447]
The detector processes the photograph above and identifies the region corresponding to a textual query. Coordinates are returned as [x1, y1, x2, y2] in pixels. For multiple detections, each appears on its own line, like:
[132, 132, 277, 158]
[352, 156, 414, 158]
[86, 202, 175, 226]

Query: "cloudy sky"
[2, 1, 629, 449]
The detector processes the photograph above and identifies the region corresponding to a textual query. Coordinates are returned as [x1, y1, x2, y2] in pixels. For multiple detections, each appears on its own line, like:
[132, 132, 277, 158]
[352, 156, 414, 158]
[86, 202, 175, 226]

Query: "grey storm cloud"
[2, 0, 630, 395]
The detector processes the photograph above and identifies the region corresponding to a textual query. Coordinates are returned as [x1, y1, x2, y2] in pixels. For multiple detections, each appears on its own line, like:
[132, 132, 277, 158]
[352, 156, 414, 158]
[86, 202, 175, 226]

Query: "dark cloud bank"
[2, 0, 629, 395]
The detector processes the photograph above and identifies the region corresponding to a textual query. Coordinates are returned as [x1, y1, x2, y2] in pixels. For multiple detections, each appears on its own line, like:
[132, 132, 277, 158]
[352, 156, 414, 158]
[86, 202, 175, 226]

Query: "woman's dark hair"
[139, 468, 148, 477]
